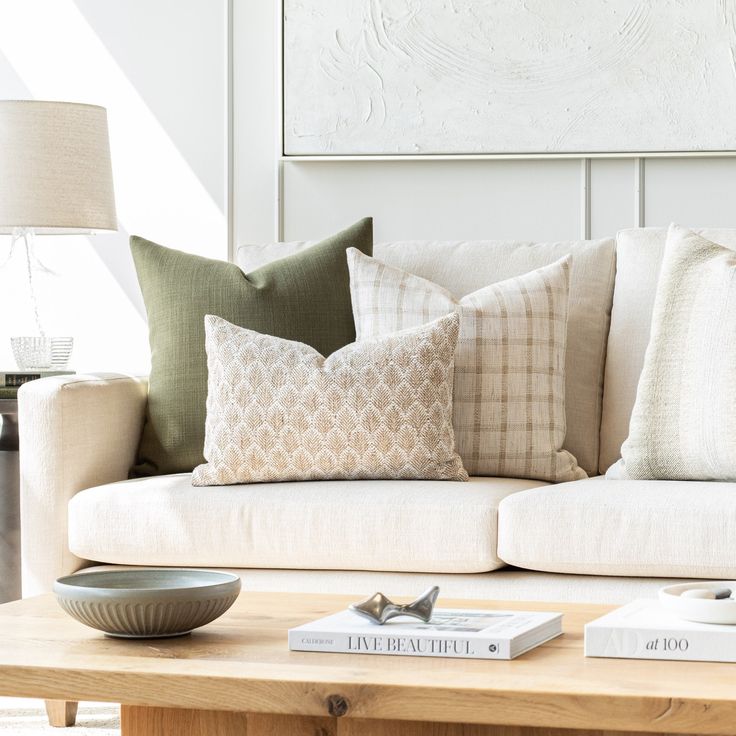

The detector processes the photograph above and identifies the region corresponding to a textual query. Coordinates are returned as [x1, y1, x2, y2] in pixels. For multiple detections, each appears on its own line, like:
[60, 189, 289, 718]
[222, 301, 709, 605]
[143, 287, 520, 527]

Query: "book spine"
[0, 371, 73, 388]
[585, 625, 736, 662]
[289, 629, 511, 660]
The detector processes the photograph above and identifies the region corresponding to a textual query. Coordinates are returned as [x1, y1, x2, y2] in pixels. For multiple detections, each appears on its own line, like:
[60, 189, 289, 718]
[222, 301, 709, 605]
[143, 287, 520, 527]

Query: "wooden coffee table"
[0, 591, 733, 735]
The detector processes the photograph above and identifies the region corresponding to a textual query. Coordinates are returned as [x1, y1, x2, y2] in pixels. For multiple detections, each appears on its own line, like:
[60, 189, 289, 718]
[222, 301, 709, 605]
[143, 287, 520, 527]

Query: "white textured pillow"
[192, 313, 468, 485]
[620, 224, 736, 480]
[348, 249, 586, 483]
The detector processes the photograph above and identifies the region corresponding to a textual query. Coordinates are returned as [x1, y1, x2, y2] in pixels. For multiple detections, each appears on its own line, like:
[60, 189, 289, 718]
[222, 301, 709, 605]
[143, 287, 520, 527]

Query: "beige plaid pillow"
[348, 249, 585, 482]
[192, 313, 468, 485]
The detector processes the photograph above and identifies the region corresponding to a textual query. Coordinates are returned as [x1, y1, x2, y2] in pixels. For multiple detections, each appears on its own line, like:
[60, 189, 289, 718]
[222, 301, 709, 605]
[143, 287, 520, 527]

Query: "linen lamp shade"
[0, 100, 116, 233]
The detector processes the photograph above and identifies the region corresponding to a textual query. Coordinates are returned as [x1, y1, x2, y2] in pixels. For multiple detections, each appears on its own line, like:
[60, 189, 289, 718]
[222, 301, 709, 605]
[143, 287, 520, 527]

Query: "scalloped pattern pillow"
[192, 313, 468, 485]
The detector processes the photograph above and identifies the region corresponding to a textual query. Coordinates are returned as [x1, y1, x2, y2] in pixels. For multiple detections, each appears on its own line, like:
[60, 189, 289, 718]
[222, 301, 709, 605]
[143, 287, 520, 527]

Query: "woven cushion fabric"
[238, 238, 616, 476]
[599, 226, 736, 474]
[348, 249, 586, 483]
[78, 564, 697, 604]
[498, 476, 736, 578]
[130, 218, 372, 477]
[192, 313, 468, 485]
[620, 225, 736, 480]
[69, 474, 545, 573]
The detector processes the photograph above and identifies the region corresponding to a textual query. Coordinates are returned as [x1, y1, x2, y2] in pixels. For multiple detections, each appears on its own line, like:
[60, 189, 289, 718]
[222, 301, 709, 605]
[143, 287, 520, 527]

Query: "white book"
[585, 599, 736, 662]
[289, 608, 562, 660]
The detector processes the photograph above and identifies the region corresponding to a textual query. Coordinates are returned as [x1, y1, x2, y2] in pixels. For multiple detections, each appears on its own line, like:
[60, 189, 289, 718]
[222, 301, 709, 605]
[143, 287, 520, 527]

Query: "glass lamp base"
[11, 336, 74, 371]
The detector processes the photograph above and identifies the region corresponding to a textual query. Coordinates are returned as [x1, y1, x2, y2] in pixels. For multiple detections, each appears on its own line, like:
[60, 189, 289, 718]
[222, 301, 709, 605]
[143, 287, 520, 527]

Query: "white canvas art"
[283, 0, 736, 155]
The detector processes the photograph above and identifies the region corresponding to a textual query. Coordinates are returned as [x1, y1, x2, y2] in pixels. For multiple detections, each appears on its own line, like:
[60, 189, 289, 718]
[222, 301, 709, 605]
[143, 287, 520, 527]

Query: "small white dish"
[659, 581, 736, 624]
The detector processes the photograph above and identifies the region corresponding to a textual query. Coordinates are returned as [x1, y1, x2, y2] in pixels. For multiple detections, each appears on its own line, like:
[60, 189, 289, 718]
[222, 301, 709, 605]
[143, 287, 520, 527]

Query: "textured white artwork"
[283, 0, 736, 155]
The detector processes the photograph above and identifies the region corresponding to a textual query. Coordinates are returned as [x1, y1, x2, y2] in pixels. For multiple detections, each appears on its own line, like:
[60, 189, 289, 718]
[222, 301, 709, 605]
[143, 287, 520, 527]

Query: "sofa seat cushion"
[68, 474, 545, 574]
[497, 477, 736, 578]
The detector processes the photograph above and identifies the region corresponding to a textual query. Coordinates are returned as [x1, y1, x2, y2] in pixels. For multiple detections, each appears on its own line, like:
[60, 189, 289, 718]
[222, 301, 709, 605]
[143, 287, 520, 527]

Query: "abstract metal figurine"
[349, 586, 440, 625]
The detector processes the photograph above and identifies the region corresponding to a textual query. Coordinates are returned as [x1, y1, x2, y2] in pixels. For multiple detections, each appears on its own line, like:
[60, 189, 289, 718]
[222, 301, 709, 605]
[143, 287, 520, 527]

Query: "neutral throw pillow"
[620, 224, 736, 480]
[192, 314, 468, 485]
[130, 218, 373, 477]
[238, 237, 617, 477]
[348, 249, 586, 482]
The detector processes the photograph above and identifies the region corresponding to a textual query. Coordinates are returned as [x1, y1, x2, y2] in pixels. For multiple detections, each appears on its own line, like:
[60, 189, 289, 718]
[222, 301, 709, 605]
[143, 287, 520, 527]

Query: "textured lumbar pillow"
[130, 218, 372, 477]
[620, 224, 736, 480]
[348, 249, 585, 482]
[192, 313, 468, 485]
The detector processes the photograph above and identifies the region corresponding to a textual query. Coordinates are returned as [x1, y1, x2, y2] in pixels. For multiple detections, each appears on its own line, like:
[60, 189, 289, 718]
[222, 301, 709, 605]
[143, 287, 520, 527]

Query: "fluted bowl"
[53, 568, 241, 638]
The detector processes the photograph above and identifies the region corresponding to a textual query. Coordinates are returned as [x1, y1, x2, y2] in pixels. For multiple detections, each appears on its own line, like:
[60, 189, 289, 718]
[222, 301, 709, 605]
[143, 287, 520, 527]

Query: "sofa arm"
[19, 373, 148, 596]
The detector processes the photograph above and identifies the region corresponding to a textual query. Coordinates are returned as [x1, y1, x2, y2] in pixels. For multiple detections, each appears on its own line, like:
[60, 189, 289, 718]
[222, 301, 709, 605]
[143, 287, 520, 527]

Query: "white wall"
[0, 0, 228, 375]
[2, 1, 736, 375]
[235, 3, 736, 248]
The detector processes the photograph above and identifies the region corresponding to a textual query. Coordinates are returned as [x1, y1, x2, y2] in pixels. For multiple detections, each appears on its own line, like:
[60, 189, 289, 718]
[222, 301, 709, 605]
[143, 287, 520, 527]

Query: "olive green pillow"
[130, 218, 373, 477]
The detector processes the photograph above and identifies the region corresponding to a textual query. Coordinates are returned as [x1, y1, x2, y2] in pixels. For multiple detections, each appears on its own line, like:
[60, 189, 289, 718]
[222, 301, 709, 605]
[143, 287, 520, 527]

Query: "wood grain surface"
[44, 698, 78, 727]
[120, 709, 708, 736]
[0, 592, 734, 734]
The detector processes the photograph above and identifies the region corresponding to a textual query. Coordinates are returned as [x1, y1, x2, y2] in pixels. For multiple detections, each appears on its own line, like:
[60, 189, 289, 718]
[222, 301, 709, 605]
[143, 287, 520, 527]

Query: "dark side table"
[0, 396, 19, 602]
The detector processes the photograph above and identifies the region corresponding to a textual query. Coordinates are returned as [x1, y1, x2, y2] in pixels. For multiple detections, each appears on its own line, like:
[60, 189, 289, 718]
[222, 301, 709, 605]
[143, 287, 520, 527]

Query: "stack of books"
[585, 599, 736, 662]
[290, 607, 562, 660]
[0, 370, 74, 399]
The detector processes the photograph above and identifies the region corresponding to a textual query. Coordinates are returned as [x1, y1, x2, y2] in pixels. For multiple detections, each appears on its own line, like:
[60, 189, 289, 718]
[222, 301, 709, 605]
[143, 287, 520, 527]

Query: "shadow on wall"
[0, 0, 228, 374]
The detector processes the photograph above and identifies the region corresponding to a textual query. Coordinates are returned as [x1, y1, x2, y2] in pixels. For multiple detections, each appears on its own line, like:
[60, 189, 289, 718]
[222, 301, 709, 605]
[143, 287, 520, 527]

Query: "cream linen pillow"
[192, 313, 468, 485]
[348, 249, 586, 483]
[620, 224, 736, 480]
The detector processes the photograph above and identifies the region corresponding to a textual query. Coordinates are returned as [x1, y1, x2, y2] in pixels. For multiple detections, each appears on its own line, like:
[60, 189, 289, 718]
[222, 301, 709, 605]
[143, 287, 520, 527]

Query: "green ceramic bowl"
[53, 568, 241, 638]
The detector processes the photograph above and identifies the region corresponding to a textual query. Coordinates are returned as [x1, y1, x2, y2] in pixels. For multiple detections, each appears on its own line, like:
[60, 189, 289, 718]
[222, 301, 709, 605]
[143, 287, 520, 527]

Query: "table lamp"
[0, 100, 116, 371]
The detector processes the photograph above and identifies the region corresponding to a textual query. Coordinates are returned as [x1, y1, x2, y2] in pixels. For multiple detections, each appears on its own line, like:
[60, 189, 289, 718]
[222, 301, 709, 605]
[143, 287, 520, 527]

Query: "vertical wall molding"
[226, 0, 235, 261]
[635, 157, 646, 227]
[580, 158, 591, 239]
[238, 4, 733, 249]
[275, 0, 284, 240]
[275, 160, 284, 241]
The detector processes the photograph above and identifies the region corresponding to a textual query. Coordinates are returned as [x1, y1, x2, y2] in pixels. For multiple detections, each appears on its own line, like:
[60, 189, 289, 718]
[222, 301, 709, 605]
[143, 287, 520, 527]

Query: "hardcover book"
[0, 370, 74, 388]
[289, 608, 562, 660]
[585, 599, 736, 662]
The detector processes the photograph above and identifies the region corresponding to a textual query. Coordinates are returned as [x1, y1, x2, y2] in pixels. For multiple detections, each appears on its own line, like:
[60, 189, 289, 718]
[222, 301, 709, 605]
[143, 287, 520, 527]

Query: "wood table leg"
[122, 706, 250, 736]
[248, 713, 337, 735]
[337, 722, 705, 736]
[121, 707, 336, 736]
[44, 700, 78, 728]
[121, 709, 707, 736]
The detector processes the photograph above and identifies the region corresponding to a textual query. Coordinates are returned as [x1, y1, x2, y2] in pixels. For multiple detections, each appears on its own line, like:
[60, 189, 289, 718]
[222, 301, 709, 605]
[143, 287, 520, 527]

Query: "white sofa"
[20, 227, 736, 603]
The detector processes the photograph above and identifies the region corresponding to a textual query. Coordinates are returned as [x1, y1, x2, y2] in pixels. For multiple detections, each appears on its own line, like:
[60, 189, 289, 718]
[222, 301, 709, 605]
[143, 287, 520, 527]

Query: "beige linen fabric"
[193, 314, 467, 485]
[348, 249, 585, 482]
[69, 474, 544, 573]
[238, 237, 616, 476]
[81, 563, 694, 604]
[620, 225, 736, 480]
[498, 476, 736, 578]
[599, 227, 736, 473]
[18, 373, 148, 596]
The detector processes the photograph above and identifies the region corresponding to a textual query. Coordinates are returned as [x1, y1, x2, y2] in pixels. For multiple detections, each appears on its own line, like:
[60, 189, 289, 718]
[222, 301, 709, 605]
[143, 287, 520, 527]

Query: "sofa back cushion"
[238, 237, 616, 476]
[599, 227, 736, 474]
